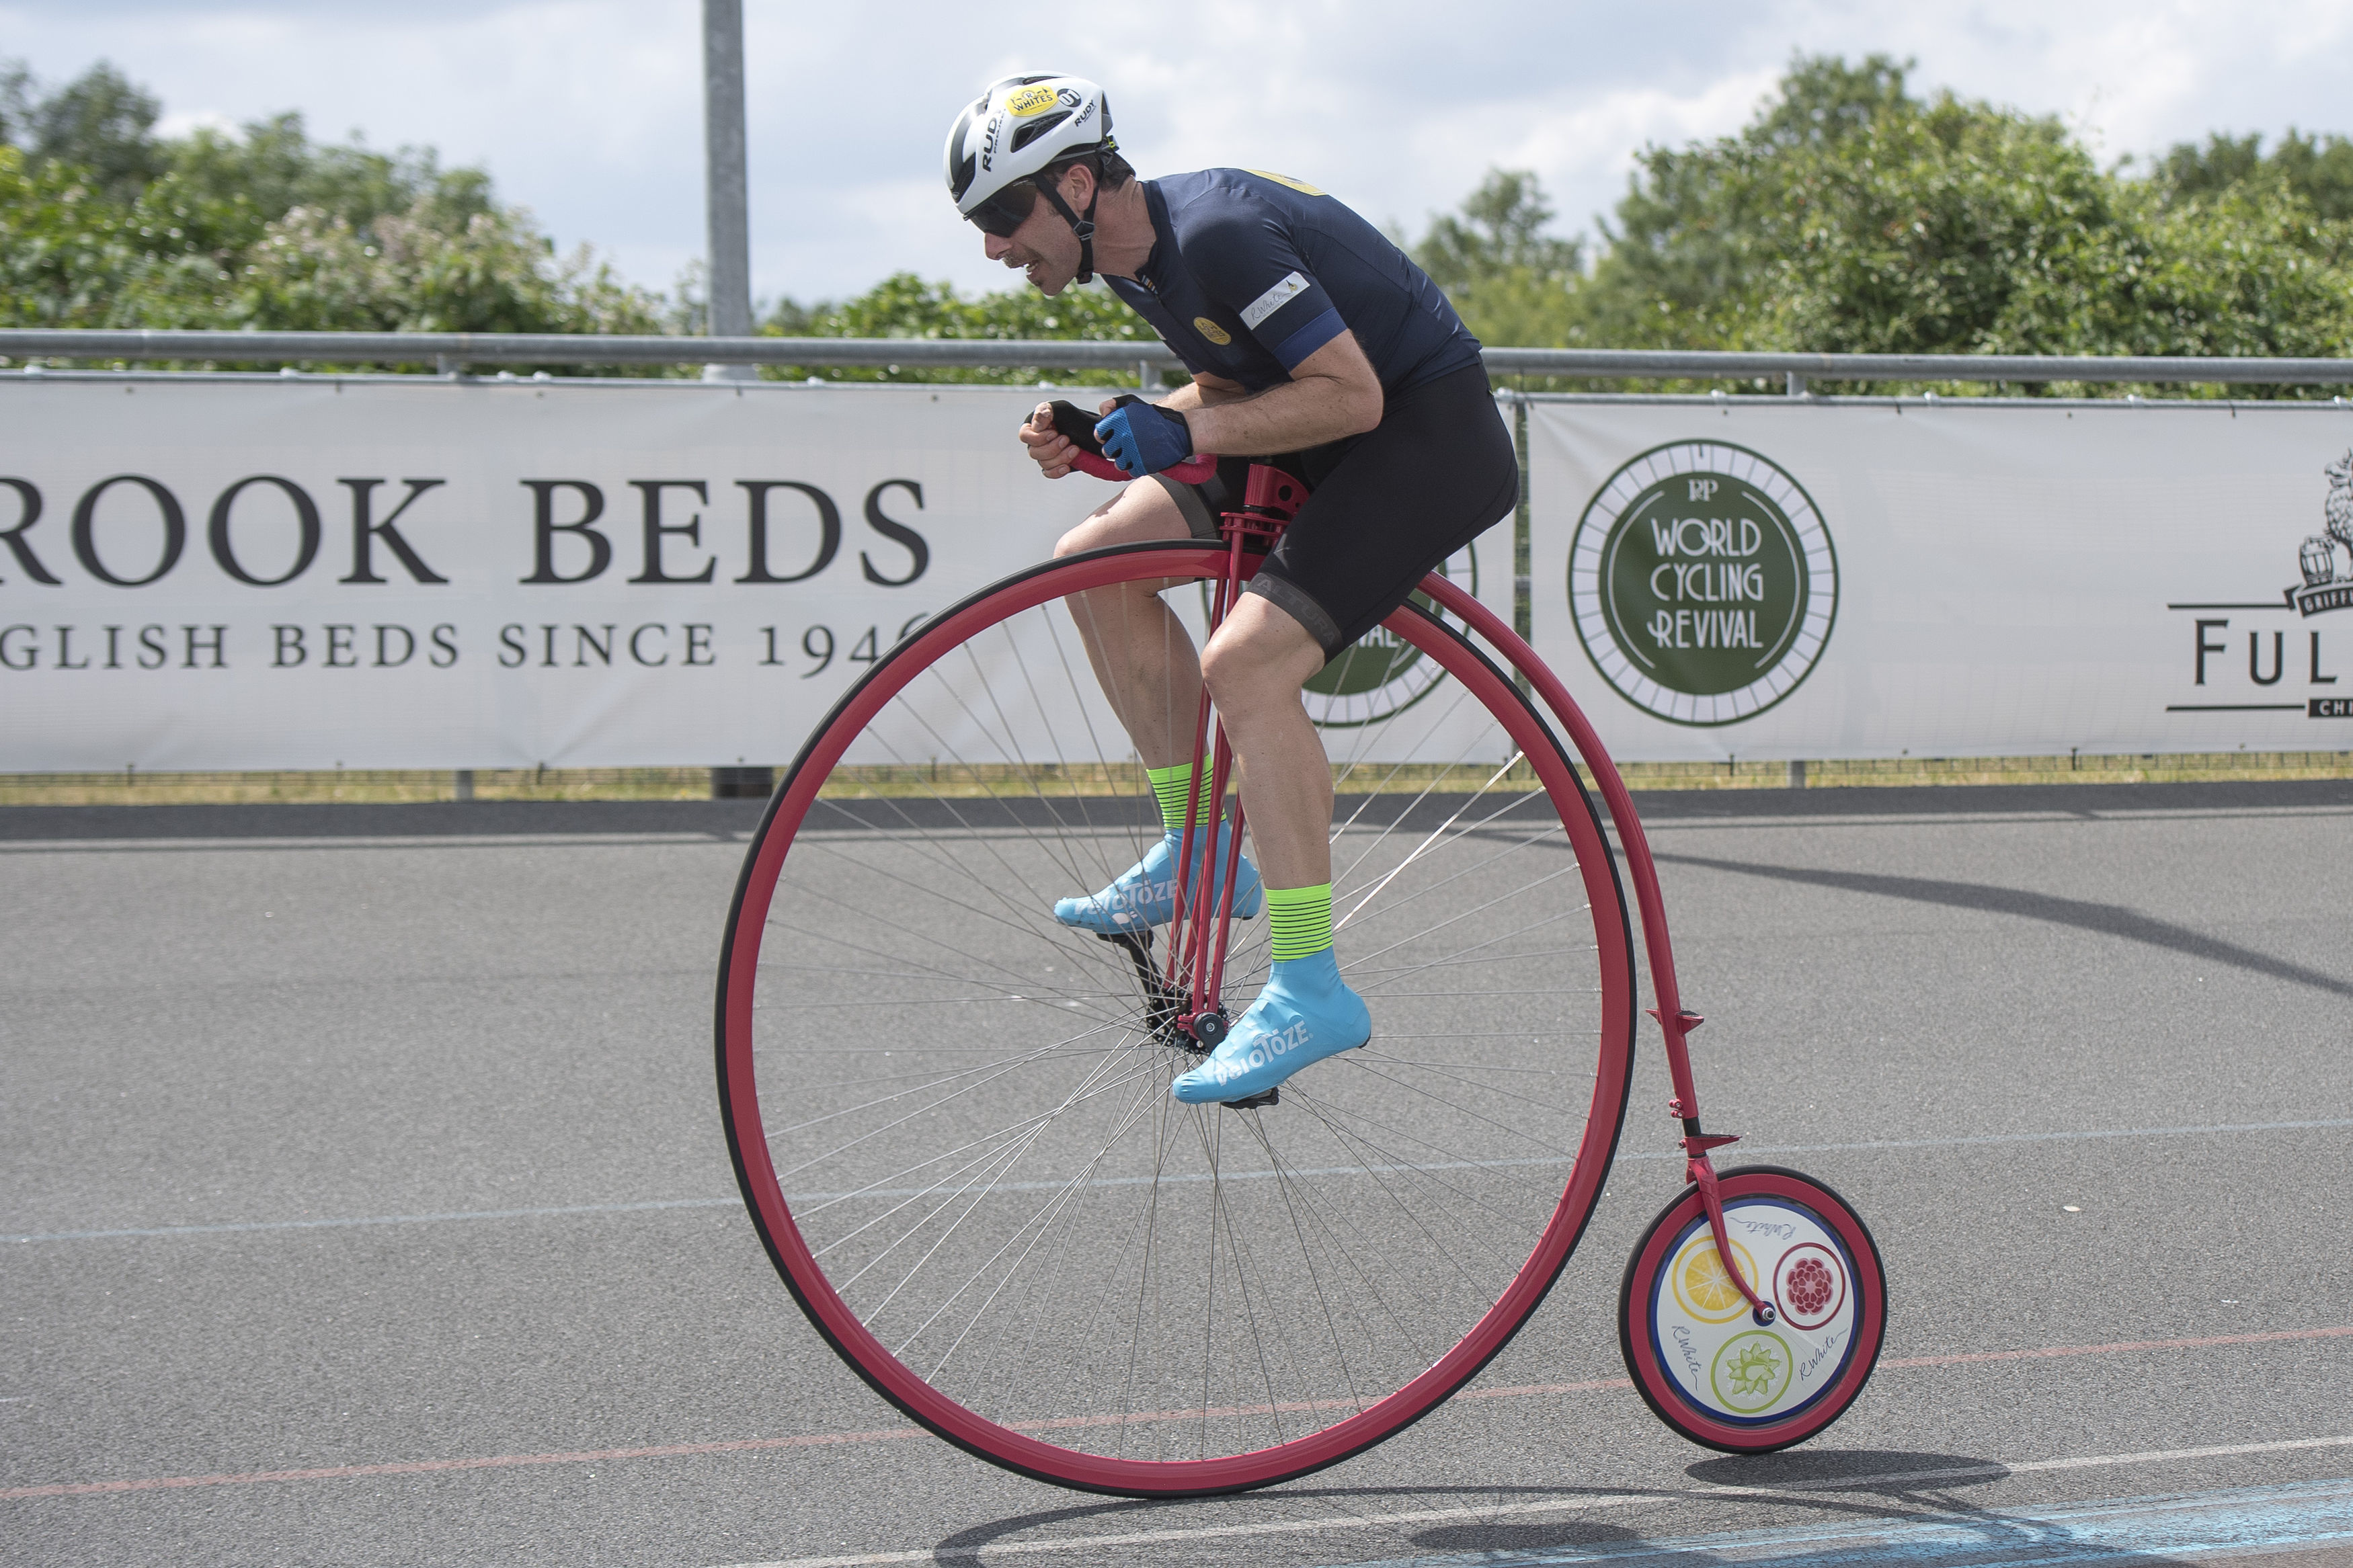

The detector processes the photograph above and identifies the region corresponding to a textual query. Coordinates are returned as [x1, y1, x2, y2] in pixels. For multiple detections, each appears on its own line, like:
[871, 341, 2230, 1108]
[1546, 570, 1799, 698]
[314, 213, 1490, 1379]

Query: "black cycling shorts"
[1151, 363, 1517, 659]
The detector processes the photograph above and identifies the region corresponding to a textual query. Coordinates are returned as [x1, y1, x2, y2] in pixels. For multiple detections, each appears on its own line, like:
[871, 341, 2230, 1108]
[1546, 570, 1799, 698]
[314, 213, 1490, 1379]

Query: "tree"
[1536, 54, 2353, 389]
[2, 59, 163, 200]
[2154, 129, 2353, 223]
[760, 273, 1161, 386]
[0, 60, 673, 367]
[1412, 169, 1583, 349]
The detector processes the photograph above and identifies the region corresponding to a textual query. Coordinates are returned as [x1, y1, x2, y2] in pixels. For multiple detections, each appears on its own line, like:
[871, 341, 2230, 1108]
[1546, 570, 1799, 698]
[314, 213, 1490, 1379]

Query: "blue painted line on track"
[1318, 1477, 2353, 1568]
[10, 1115, 2353, 1245]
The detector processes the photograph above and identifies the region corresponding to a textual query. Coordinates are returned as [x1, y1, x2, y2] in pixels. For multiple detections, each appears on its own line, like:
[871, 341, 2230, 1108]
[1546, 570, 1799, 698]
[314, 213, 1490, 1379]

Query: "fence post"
[452, 768, 475, 802]
[701, 0, 756, 382]
[1786, 372, 1808, 397]
[712, 765, 774, 799]
[1786, 759, 1807, 789]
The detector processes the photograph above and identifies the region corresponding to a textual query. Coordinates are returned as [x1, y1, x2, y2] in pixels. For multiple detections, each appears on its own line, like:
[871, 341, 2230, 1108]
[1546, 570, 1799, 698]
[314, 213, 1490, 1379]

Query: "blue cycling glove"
[1094, 401, 1195, 478]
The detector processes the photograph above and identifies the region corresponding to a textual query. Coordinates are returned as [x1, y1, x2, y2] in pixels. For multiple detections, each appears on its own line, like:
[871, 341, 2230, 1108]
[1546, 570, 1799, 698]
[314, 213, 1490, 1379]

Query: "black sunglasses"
[967, 182, 1040, 239]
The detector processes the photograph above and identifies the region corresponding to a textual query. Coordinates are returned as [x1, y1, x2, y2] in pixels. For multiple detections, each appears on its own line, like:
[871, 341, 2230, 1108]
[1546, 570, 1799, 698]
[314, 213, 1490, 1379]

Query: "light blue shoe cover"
[1054, 825, 1263, 933]
[1172, 950, 1369, 1104]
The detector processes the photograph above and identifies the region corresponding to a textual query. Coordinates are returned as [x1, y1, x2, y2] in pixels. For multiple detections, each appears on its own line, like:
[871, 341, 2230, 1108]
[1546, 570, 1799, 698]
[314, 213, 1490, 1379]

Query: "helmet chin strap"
[1033, 169, 1101, 285]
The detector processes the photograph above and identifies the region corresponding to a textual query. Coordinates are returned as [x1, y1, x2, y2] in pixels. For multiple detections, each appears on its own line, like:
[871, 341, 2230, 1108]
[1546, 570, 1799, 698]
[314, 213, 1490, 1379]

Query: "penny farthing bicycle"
[715, 402, 1886, 1497]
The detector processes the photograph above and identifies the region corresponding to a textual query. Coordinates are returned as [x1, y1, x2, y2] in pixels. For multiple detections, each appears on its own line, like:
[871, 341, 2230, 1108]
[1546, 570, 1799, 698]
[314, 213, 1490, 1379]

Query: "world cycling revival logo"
[1568, 440, 1837, 727]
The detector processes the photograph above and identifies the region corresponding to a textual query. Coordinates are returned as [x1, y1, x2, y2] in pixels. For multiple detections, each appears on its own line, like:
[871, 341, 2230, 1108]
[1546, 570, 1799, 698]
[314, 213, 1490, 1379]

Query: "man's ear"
[1059, 160, 1097, 208]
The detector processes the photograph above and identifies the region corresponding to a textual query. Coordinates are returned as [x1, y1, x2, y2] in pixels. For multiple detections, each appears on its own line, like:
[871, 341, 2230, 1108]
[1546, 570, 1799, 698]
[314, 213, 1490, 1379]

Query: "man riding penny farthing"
[713, 73, 1885, 1497]
[951, 73, 1520, 1107]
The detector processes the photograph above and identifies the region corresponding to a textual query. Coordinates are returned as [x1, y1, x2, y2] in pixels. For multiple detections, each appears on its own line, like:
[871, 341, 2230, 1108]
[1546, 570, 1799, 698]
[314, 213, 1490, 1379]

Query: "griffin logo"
[2290, 448, 2353, 615]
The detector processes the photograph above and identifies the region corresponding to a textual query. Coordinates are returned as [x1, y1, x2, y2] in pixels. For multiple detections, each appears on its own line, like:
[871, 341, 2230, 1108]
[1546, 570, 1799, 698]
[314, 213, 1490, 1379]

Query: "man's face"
[979, 173, 1082, 295]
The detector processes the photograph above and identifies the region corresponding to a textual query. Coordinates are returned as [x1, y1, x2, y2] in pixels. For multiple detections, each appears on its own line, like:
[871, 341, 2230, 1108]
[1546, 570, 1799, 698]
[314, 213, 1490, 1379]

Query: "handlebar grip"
[1045, 399, 1218, 485]
[1045, 399, 1107, 456]
[1068, 451, 1220, 485]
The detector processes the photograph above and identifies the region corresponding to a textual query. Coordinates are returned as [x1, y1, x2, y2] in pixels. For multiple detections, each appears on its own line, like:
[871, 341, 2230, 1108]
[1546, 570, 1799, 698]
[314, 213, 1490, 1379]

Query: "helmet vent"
[1009, 112, 1072, 153]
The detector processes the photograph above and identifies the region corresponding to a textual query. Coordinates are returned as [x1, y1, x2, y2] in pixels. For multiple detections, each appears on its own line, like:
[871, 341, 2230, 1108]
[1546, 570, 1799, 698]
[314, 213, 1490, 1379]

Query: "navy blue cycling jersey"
[1103, 169, 1482, 398]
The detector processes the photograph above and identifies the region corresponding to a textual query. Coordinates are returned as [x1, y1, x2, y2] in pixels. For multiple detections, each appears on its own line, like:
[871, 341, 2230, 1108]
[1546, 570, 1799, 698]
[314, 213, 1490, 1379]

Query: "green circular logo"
[1568, 442, 1835, 725]
[1708, 1329, 1794, 1414]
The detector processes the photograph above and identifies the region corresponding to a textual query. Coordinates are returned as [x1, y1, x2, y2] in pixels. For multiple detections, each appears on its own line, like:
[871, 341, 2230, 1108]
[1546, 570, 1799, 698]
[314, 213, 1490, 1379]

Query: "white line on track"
[13, 1114, 2353, 1244]
[7, 1327, 2348, 1502]
[711, 1436, 2353, 1568]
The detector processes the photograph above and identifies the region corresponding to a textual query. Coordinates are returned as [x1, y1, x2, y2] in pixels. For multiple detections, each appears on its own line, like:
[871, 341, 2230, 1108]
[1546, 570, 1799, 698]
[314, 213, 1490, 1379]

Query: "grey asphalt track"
[5, 779, 2352, 1568]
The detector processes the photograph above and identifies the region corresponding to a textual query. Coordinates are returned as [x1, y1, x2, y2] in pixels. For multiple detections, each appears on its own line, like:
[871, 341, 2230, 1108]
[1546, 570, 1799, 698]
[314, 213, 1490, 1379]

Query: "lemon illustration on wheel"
[1669, 1234, 1760, 1323]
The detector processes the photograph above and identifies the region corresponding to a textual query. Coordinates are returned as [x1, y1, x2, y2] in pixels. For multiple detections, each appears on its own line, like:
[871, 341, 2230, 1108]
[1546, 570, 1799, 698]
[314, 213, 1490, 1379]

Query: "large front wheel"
[717, 539, 1638, 1496]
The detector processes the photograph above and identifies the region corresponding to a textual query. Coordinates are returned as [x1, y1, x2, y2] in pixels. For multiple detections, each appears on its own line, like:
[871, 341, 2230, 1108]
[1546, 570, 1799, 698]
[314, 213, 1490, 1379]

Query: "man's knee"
[1203, 603, 1321, 708]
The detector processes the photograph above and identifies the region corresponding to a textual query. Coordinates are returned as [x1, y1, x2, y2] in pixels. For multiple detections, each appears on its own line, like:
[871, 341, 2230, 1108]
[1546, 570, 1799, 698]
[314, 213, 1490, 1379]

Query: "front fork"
[1655, 1005, 1776, 1326]
[1162, 513, 1283, 1049]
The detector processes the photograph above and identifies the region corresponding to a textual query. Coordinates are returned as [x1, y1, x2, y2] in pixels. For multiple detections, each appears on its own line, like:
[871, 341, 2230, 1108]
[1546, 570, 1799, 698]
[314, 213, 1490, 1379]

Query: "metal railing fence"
[3, 329, 2352, 390]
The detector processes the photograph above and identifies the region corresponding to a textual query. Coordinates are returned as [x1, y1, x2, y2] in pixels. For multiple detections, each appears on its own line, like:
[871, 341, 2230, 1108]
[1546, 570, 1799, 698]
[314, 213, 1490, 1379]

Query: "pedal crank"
[1097, 930, 1194, 1048]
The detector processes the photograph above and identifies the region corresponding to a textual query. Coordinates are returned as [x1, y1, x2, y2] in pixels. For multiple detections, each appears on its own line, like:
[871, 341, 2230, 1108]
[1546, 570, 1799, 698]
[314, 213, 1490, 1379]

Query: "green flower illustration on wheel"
[1710, 1331, 1792, 1412]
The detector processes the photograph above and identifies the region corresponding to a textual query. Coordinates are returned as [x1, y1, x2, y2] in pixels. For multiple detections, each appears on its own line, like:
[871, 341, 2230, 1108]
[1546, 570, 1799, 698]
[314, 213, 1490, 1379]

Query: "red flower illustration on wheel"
[1773, 1242, 1847, 1329]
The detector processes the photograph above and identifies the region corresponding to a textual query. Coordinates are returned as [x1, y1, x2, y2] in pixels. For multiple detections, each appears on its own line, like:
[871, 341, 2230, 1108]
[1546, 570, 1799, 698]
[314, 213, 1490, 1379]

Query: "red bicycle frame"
[1071, 448, 1773, 1321]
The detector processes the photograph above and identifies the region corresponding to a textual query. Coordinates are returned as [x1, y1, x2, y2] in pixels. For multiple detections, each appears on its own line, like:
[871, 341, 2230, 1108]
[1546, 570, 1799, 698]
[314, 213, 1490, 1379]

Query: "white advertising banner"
[1529, 398, 2353, 761]
[0, 377, 1513, 770]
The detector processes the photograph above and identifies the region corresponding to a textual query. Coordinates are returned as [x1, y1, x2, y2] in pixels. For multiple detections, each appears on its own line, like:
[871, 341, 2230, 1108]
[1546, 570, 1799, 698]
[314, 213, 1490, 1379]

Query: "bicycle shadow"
[920, 1454, 2010, 1564]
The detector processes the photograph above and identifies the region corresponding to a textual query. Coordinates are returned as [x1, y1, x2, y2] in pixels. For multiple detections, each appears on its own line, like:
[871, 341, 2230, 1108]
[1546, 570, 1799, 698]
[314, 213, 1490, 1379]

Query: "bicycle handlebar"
[1044, 398, 1219, 487]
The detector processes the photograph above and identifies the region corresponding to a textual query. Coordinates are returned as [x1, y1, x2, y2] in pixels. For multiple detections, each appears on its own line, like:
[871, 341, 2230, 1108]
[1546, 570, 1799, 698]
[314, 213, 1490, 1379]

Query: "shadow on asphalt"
[3, 777, 2344, 843]
[1654, 850, 2353, 1000]
[917, 1456, 2015, 1564]
[1684, 1448, 2008, 1489]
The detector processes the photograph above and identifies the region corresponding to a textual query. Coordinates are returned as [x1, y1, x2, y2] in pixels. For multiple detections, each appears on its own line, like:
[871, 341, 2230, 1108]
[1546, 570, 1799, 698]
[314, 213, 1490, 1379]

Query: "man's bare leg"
[1197, 593, 1330, 887]
[1053, 481, 1197, 768]
[1174, 589, 1367, 1105]
[1051, 480, 1265, 934]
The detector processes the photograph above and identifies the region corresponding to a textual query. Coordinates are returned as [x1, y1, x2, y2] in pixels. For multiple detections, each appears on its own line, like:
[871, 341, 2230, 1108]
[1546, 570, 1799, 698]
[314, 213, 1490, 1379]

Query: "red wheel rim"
[716, 541, 1638, 1495]
[1621, 1167, 1885, 1452]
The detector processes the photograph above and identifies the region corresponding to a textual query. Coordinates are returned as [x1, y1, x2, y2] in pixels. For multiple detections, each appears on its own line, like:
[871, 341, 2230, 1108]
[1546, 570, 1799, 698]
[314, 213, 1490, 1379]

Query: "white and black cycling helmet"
[944, 73, 1117, 281]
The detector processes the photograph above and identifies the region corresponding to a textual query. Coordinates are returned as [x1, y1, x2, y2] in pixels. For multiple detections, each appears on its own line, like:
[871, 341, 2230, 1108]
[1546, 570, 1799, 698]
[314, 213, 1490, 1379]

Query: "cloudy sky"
[7, 1, 2353, 309]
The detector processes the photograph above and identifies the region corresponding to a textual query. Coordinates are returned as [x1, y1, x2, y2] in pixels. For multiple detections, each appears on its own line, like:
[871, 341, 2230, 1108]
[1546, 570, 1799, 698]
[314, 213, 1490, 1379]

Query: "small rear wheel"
[1618, 1165, 1885, 1452]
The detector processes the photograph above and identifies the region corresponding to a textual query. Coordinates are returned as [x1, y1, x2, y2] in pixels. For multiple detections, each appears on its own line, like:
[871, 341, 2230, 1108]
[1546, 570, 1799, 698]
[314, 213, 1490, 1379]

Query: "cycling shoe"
[1054, 824, 1262, 933]
[1172, 949, 1369, 1104]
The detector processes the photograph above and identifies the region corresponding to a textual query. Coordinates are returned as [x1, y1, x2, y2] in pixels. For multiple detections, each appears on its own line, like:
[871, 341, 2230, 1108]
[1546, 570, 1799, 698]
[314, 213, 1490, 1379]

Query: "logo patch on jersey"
[1005, 84, 1059, 118]
[1246, 169, 1326, 196]
[1240, 272, 1312, 331]
[1192, 316, 1233, 346]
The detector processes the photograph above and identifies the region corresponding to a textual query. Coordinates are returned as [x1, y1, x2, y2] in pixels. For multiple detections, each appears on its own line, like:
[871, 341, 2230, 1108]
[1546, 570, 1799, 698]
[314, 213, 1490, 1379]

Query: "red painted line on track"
[1881, 1323, 2353, 1369]
[9, 1323, 2348, 1501]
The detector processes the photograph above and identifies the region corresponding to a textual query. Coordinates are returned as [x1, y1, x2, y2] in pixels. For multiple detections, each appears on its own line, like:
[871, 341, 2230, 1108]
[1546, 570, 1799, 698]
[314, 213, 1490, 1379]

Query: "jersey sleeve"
[1188, 203, 1347, 373]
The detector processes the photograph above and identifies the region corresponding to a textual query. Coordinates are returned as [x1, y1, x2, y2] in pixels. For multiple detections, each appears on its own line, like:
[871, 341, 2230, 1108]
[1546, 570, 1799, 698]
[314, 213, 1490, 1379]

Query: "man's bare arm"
[1025, 332, 1382, 477]
[1170, 333, 1384, 456]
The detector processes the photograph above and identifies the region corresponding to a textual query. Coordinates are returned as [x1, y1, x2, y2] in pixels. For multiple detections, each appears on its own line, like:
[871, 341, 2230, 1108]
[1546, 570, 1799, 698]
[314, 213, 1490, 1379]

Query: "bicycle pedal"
[1220, 1087, 1279, 1111]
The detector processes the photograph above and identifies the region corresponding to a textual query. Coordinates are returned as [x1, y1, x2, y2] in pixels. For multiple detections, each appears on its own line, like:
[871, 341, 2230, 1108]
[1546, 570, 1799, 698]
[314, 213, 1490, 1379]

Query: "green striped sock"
[1146, 761, 1219, 835]
[1265, 883, 1334, 962]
